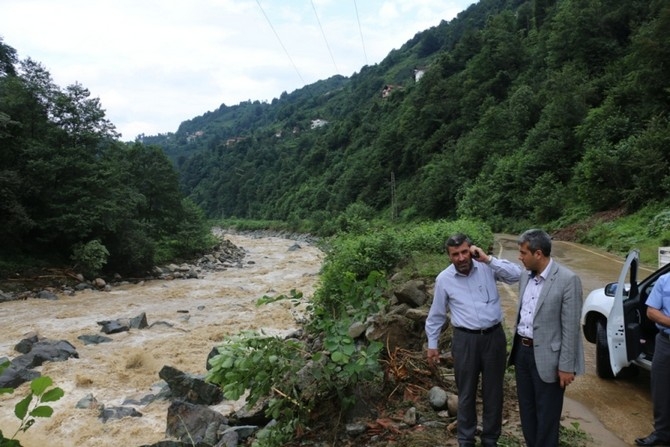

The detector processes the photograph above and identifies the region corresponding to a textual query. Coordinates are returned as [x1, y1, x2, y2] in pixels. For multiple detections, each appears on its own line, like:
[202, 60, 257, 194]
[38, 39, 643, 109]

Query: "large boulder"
[0, 337, 78, 388]
[159, 365, 223, 405]
[165, 400, 229, 445]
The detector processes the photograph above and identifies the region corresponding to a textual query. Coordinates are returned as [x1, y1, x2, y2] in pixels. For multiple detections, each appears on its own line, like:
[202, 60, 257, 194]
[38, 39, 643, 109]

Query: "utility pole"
[390, 172, 397, 221]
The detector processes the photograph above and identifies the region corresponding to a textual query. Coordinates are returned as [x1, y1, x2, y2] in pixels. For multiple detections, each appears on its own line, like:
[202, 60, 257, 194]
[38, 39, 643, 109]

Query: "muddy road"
[494, 234, 655, 446]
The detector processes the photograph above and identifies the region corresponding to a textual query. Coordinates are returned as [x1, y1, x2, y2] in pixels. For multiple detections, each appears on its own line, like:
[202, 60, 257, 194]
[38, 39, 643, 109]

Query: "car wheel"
[595, 319, 615, 379]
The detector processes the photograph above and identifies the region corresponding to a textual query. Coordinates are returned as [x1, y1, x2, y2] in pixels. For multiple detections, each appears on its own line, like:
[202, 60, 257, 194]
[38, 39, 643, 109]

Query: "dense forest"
[143, 0, 669, 234]
[0, 41, 213, 276]
[2, 0, 669, 276]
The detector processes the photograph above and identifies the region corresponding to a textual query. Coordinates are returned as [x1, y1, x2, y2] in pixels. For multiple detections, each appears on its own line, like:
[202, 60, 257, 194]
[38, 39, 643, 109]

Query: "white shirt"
[517, 260, 553, 338]
[425, 256, 521, 349]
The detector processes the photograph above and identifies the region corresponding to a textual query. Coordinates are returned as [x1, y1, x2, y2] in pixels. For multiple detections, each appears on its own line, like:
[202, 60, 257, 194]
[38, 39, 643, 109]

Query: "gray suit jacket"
[509, 260, 585, 382]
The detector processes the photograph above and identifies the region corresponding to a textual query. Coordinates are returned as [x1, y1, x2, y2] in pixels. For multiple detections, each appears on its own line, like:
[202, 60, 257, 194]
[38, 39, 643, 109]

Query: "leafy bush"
[0, 361, 64, 446]
[164, 199, 218, 259]
[70, 239, 109, 277]
[207, 332, 308, 414]
[334, 202, 377, 234]
[648, 209, 670, 237]
[207, 259, 388, 446]
[206, 326, 383, 446]
[322, 231, 404, 281]
[402, 219, 493, 254]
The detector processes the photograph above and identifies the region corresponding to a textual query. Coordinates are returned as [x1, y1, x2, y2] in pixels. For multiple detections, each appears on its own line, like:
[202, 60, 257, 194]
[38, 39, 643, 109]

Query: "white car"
[580, 249, 670, 378]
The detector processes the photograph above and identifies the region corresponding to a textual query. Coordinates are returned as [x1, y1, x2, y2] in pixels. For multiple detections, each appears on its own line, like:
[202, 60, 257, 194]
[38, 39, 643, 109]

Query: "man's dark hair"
[518, 229, 552, 257]
[445, 233, 472, 251]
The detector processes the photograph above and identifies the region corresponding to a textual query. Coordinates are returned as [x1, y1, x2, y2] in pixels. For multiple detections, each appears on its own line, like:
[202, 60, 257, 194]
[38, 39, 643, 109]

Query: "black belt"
[453, 322, 501, 334]
[518, 336, 533, 347]
[660, 332, 670, 342]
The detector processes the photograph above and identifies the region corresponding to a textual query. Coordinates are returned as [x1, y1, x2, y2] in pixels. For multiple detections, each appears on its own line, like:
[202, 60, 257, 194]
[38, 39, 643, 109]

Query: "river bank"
[0, 233, 323, 446]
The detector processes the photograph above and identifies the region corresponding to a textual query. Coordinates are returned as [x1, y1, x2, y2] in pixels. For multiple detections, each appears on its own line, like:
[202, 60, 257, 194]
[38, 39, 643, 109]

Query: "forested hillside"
[146, 0, 670, 234]
[0, 42, 213, 276]
[2, 0, 669, 277]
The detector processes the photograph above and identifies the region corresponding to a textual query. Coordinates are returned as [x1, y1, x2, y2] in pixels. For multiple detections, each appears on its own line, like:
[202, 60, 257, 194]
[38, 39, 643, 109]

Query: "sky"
[1, 0, 475, 141]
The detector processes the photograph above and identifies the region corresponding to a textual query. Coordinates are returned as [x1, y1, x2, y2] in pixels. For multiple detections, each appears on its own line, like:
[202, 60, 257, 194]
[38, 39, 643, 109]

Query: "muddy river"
[0, 233, 324, 447]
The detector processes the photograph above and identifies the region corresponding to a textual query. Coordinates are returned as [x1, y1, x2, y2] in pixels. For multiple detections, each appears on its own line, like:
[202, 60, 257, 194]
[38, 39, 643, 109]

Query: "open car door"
[606, 249, 639, 375]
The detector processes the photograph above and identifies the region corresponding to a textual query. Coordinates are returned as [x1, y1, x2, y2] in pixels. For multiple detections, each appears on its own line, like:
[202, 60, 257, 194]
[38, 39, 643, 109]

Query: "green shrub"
[70, 239, 109, 277]
[334, 202, 377, 234]
[402, 219, 493, 254]
[170, 200, 218, 257]
[206, 328, 383, 447]
[0, 361, 64, 446]
[648, 209, 670, 237]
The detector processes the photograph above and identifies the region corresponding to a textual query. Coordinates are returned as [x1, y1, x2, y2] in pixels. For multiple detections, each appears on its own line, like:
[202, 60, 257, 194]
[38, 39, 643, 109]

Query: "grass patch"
[213, 218, 292, 232]
[559, 421, 592, 446]
[397, 251, 446, 280]
[579, 204, 670, 266]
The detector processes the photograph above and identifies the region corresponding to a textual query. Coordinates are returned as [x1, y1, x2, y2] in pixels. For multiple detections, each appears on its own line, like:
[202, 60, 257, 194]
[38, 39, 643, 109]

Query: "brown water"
[0, 234, 323, 447]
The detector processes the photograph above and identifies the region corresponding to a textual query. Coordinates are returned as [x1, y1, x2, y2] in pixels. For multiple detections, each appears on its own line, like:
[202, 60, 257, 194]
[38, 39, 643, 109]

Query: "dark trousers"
[652, 333, 670, 439]
[513, 337, 565, 447]
[451, 325, 506, 446]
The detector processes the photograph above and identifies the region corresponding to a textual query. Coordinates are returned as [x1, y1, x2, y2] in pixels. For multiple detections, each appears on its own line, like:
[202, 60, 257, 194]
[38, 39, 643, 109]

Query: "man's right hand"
[471, 245, 491, 264]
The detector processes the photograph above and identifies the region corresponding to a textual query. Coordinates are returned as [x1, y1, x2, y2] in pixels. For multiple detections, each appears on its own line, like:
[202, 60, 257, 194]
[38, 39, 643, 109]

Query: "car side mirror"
[604, 282, 617, 296]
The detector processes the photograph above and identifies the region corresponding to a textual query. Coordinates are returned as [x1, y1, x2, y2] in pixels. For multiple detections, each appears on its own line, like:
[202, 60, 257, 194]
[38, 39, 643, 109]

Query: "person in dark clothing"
[635, 272, 670, 447]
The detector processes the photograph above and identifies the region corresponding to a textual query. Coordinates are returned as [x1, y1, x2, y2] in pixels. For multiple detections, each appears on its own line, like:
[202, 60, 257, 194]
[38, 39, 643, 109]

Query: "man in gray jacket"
[508, 229, 585, 447]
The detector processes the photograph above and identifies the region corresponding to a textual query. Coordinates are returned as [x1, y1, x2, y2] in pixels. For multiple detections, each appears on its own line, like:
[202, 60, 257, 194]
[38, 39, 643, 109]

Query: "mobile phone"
[473, 250, 480, 258]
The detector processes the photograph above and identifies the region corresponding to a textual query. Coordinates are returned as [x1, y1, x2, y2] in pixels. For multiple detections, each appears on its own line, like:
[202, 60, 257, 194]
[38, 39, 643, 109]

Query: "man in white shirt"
[426, 233, 521, 447]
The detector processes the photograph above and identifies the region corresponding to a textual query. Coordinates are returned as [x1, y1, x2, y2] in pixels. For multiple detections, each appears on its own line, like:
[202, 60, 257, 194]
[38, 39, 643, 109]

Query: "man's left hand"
[558, 370, 575, 388]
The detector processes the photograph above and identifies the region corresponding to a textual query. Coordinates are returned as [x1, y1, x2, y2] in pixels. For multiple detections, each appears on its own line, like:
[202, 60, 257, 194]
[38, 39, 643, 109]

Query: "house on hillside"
[381, 84, 403, 98]
[310, 119, 329, 129]
[414, 67, 426, 82]
[186, 130, 204, 142]
[225, 136, 246, 146]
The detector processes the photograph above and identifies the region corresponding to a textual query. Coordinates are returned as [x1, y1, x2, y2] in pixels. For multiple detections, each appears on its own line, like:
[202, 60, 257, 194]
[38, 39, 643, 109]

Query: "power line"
[353, 0, 368, 66]
[255, 0, 306, 86]
[311, 0, 339, 73]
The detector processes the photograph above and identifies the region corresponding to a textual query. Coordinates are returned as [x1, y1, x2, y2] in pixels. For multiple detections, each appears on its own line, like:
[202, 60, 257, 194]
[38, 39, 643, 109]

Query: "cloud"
[0, 0, 474, 140]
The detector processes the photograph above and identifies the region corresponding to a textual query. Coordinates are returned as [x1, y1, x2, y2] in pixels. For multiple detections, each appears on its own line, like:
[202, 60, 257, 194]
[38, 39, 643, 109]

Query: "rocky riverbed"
[0, 232, 323, 446]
